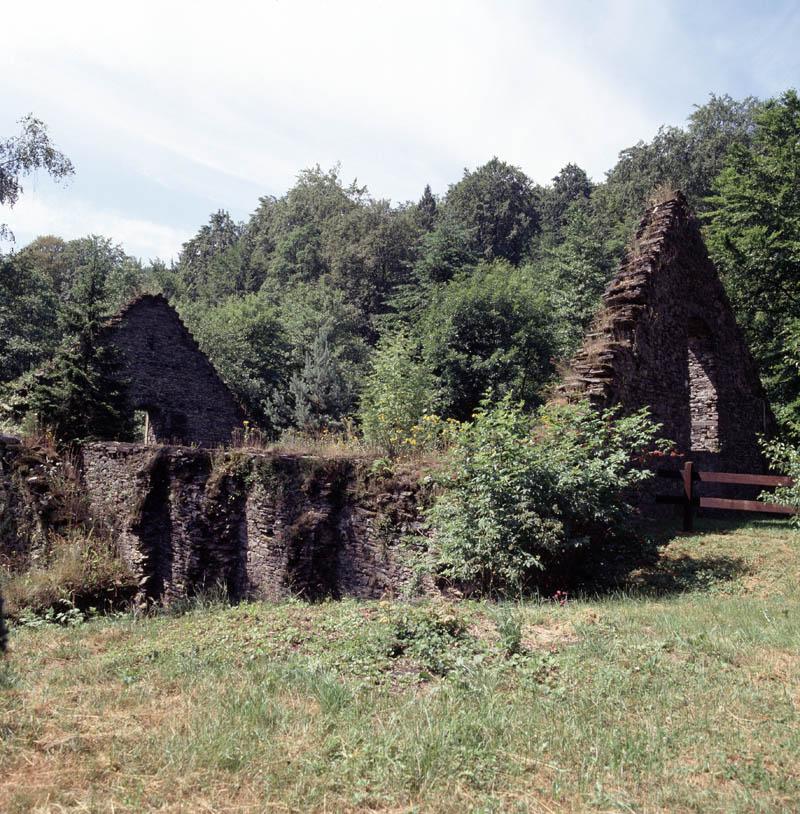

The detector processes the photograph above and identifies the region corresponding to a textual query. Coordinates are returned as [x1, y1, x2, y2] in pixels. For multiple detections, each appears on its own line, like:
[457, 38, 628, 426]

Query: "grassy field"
[1, 518, 799, 813]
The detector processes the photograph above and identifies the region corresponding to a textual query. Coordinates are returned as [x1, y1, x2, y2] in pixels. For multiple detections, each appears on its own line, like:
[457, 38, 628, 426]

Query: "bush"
[429, 397, 666, 595]
[761, 438, 800, 524]
[359, 332, 440, 457]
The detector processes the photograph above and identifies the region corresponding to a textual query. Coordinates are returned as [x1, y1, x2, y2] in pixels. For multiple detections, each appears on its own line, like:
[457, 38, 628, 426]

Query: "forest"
[1, 90, 799, 449]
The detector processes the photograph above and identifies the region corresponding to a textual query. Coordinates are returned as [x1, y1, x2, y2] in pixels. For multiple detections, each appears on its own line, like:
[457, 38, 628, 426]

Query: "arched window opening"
[687, 318, 719, 453]
[133, 405, 160, 444]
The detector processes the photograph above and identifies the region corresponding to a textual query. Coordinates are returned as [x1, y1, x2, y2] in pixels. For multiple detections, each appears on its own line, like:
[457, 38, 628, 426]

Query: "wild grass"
[231, 421, 383, 459]
[1, 530, 135, 619]
[229, 422, 449, 471]
[1, 518, 799, 812]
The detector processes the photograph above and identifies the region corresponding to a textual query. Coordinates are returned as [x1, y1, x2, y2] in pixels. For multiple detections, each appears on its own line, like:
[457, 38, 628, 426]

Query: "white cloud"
[4, 193, 191, 261]
[2, 0, 798, 257]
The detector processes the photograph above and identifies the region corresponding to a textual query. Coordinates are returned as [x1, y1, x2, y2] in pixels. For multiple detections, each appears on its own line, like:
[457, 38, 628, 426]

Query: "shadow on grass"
[569, 515, 766, 599]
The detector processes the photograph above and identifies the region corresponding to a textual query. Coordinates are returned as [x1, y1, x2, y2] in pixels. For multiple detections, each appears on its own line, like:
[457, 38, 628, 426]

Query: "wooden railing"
[656, 461, 795, 531]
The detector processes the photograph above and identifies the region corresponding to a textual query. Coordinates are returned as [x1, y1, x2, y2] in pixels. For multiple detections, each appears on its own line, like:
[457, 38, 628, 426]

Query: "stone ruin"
[80, 443, 430, 603]
[99, 294, 243, 446]
[0, 194, 776, 606]
[560, 192, 772, 472]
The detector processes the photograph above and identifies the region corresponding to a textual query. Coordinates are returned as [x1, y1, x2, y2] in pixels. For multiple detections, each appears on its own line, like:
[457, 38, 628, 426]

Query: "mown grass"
[1, 518, 799, 812]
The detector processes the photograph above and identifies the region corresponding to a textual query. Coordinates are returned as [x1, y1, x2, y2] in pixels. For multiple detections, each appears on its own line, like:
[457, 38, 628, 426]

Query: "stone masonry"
[81, 442, 431, 604]
[560, 192, 771, 473]
[99, 294, 243, 446]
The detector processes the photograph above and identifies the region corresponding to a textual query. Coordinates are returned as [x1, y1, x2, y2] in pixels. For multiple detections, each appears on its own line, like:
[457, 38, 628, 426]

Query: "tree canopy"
[0, 115, 74, 241]
[4, 91, 799, 444]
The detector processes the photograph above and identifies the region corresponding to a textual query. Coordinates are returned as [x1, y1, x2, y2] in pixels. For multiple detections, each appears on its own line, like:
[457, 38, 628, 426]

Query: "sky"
[2, 0, 800, 262]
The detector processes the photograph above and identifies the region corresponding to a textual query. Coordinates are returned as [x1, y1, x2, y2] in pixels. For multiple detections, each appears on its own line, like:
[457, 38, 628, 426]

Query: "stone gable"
[100, 294, 243, 446]
[560, 192, 772, 472]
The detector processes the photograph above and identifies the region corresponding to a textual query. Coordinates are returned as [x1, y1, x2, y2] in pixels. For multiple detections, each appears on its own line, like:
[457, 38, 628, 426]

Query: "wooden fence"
[656, 461, 795, 531]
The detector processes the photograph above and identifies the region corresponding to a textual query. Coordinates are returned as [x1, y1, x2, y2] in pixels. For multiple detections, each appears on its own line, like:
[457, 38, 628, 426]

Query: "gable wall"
[103, 297, 242, 446]
[562, 195, 770, 472]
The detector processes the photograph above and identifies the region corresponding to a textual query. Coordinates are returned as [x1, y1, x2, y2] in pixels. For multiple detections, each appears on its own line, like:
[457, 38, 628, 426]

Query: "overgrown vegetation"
[1, 530, 134, 620]
[0, 436, 135, 622]
[429, 398, 668, 595]
[1, 519, 798, 811]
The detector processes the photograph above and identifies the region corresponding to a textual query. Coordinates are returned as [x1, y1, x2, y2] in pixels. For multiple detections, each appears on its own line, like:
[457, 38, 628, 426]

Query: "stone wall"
[81, 442, 432, 604]
[560, 193, 772, 473]
[99, 294, 243, 446]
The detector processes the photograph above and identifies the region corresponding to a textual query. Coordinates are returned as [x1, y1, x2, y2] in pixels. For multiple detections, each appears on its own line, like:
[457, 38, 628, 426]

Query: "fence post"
[682, 460, 694, 532]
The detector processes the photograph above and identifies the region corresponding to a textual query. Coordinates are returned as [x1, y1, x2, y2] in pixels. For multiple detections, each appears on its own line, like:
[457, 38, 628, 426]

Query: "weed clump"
[2, 530, 135, 621]
[386, 605, 468, 677]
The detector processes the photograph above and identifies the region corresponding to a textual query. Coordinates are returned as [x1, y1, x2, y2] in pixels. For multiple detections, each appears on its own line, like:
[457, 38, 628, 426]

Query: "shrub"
[428, 397, 666, 595]
[359, 332, 440, 458]
[761, 438, 800, 525]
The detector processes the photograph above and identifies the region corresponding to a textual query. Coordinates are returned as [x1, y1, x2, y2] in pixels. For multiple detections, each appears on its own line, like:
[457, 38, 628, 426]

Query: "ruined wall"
[81, 442, 432, 603]
[100, 295, 243, 446]
[561, 193, 771, 473]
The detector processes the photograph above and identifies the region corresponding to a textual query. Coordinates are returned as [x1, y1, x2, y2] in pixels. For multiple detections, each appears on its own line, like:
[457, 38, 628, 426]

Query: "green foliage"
[761, 438, 800, 525]
[0, 114, 74, 241]
[4, 239, 134, 442]
[182, 293, 290, 433]
[276, 278, 369, 381]
[388, 605, 469, 677]
[705, 89, 800, 430]
[494, 608, 524, 656]
[429, 397, 666, 595]
[175, 210, 245, 301]
[443, 157, 539, 264]
[0, 235, 145, 392]
[5, 90, 795, 445]
[420, 261, 555, 419]
[289, 327, 353, 433]
[0, 251, 61, 383]
[359, 332, 439, 457]
[596, 93, 762, 242]
[539, 163, 593, 238]
[539, 199, 618, 357]
[414, 183, 438, 231]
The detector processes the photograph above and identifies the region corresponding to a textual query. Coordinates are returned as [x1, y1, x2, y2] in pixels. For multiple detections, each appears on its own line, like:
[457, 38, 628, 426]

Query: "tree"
[16, 235, 72, 293]
[277, 278, 369, 389]
[540, 199, 617, 358]
[420, 261, 556, 419]
[1, 115, 74, 240]
[0, 251, 61, 384]
[443, 157, 539, 264]
[182, 293, 291, 433]
[705, 89, 800, 429]
[540, 163, 593, 238]
[595, 94, 762, 242]
[5, 239, 132, 442]
[289, 326, 353, 433]
[415, 184, 438, 231]
[176, 210, 245, 301]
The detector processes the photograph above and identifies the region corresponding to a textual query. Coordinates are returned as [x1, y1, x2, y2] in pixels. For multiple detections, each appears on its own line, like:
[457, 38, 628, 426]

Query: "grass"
[1, 518, 799, 812]
[1, 530, 136, 619]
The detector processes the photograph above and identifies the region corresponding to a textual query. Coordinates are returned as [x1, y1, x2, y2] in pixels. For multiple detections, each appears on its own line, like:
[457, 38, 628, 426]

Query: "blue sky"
[2, 0, 799, 262]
